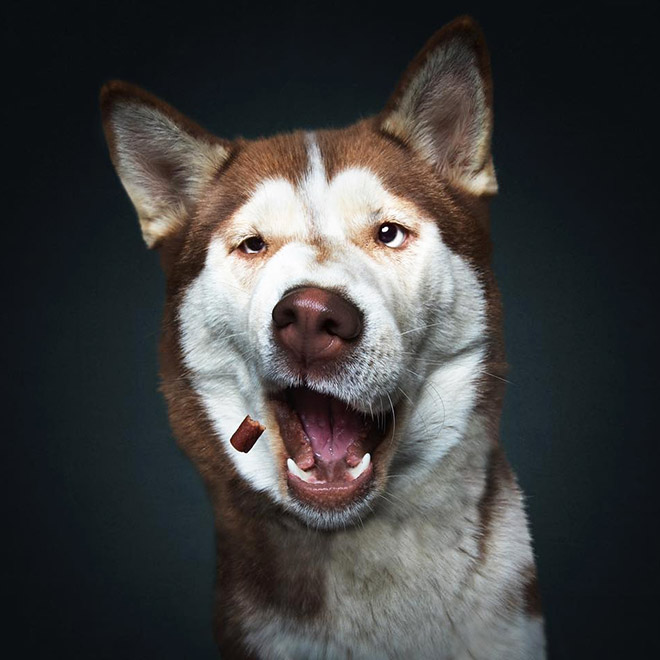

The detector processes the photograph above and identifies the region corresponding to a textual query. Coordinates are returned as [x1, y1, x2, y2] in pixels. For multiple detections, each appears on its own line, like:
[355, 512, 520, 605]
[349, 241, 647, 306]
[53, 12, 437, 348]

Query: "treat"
[230, 415, 265, 453]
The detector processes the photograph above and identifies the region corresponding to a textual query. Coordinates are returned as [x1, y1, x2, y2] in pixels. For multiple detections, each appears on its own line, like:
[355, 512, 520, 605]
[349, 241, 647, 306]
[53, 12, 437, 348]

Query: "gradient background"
[5, 1, 658, 657]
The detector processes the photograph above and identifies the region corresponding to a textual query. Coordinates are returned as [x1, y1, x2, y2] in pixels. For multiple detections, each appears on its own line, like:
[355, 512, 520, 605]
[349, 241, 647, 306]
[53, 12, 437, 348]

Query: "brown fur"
[524, 565, 543, 617]
[477, 444, 516, 561]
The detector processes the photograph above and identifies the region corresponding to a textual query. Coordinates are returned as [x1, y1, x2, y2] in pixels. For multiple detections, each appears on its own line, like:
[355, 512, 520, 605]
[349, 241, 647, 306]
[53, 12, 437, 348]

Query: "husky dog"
[101, 15, 545, 659]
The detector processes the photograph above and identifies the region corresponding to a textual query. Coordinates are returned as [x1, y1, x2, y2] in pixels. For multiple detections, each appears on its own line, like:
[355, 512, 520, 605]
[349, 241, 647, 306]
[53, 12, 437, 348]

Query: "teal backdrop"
[5, 1, 658, 657]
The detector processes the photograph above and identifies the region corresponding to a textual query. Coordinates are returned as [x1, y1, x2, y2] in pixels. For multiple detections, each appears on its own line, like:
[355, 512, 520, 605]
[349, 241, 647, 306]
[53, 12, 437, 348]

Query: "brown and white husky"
[101, 15, 545, 659]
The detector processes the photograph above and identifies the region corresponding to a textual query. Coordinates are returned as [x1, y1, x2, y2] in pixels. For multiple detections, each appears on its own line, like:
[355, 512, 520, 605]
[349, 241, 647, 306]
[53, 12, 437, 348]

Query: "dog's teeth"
[287, 458, 312, 483]
[347, 453, 371, 480]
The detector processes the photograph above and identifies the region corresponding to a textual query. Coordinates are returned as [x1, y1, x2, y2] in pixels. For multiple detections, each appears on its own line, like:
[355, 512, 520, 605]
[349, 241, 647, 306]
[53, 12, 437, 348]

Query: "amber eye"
[377, 223, 407, 248]
[239, 236, 266, 254]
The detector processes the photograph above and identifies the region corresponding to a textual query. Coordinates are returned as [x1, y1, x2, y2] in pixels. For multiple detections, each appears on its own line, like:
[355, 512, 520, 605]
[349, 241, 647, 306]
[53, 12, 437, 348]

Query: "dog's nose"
[272, 287, 362, 366]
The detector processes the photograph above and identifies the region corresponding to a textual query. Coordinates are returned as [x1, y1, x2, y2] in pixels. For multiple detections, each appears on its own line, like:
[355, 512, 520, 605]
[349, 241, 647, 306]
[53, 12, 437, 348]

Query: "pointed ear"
[380, 16, 497, 196]
[100, 81, 231, 248]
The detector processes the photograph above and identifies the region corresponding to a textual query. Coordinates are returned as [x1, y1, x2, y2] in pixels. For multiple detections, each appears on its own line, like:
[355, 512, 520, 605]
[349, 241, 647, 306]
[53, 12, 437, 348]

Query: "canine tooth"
[287, 458, 312, 483]
[347, 453, 371, 479]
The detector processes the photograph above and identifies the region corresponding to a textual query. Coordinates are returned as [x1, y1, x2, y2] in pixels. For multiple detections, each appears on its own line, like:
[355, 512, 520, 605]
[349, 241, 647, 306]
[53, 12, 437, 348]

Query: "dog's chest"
[323, 518, 479, 657]
[243, 507, 501, 658]
[239, 468, 542, 660]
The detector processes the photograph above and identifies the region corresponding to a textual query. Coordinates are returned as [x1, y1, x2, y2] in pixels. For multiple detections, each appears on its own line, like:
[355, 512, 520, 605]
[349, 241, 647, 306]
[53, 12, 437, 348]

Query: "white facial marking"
[178, 134, 488, 507]
[299, 132, 327, 232]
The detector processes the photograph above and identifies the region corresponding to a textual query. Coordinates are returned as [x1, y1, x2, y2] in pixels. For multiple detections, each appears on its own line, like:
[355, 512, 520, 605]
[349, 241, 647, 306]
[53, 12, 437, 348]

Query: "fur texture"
[101, 15, 545, 659]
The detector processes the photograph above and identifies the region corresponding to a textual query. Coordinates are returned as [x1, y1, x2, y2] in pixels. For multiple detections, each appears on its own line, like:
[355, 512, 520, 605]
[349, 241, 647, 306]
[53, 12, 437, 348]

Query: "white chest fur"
[241, 421, 545, 660]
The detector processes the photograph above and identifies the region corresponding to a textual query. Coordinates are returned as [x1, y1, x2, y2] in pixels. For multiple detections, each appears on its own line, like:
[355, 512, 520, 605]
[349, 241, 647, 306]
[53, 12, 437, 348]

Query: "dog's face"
[102, 17, 501, 529]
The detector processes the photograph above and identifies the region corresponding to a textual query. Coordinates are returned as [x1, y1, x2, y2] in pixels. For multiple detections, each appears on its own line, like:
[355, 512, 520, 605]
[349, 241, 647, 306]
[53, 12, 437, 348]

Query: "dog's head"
[101, 16, 502, 529]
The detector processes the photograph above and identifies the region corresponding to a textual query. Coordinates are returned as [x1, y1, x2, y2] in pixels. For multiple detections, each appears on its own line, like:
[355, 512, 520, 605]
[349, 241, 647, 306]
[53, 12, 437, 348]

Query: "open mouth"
[269, 387, 392, 510]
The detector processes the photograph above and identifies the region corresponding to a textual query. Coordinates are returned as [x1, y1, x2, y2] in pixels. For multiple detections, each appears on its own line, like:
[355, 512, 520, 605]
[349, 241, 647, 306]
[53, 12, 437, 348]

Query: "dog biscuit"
[230, 415, 265, 453]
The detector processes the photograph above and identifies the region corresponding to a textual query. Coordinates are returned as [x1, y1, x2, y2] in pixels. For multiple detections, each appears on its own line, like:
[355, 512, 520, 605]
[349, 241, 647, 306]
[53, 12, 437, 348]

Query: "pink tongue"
[290, 389, 364, 463]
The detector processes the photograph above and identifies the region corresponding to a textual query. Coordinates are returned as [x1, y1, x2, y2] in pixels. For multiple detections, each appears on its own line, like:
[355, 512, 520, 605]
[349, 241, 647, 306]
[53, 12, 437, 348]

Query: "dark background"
[5, 1, 659, 657]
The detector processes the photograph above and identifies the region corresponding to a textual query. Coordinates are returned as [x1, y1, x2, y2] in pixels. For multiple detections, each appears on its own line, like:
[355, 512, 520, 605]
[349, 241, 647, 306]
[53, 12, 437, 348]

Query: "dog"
[101, 15, 545, 659]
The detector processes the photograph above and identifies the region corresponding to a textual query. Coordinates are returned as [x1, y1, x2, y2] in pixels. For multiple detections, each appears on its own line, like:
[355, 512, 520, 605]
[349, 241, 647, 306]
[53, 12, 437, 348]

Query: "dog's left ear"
[380, 16, 497, 196]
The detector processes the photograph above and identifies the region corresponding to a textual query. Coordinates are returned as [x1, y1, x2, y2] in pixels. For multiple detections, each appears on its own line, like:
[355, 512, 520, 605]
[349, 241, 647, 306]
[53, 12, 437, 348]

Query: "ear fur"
[100, 81, 231, 248]
[380, 16, 497, 196]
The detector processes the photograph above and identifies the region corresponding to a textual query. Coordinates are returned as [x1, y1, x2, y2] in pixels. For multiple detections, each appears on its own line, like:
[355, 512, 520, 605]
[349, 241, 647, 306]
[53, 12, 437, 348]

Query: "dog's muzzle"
[268, 287, 391, 517]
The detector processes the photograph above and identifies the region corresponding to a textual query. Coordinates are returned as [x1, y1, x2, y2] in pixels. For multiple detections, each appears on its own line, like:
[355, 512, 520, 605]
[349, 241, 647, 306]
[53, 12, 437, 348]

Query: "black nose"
[272, 287, 362, 366]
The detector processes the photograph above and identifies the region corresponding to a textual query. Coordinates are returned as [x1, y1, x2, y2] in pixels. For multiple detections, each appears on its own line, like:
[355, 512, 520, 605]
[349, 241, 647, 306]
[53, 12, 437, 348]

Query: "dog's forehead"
[229, 135, 405, 241]
[191, 120, 489, 267]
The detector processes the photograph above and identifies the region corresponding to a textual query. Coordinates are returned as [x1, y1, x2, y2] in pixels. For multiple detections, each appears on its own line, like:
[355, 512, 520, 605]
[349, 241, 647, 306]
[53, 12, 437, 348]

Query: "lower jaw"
[267, 388, 393, 523]
[284, 473, 381, 530]
[287, 462, 375, 510]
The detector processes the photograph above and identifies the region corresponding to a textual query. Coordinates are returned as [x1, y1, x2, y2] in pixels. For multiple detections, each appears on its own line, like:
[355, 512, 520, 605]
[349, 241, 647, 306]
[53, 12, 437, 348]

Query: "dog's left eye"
[239, 236, 266, 254]
[377, 223, 407, 248]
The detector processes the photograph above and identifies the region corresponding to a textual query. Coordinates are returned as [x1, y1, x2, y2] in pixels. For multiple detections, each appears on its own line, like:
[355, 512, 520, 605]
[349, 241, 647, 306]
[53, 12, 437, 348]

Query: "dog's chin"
[266, 386, 393, 530]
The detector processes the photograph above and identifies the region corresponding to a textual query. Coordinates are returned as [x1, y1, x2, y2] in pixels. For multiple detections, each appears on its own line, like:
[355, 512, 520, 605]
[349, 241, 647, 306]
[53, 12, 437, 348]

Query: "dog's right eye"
[239, 236, 267, 254]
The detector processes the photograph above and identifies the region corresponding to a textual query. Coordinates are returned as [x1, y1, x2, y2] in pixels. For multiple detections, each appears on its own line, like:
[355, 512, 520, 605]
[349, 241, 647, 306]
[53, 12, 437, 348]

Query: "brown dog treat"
[230, 415, 265, 453]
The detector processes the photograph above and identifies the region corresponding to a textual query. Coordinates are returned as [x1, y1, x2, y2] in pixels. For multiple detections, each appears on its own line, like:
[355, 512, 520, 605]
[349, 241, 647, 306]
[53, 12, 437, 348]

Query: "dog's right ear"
[100, 81, 231, 248]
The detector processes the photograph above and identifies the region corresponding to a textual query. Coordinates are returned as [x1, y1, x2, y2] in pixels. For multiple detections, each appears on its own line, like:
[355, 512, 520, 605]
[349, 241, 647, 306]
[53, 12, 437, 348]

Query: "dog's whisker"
[480, 369, 512, 385]
[214, 331, 248, 341]
[396, 385, 413, 406]
[386, 392, 396, 441]
[400, 320, 445, 335]
[380, 489, 428, 519]
[402, 367, 447, 434]
[397, 384, 438, 441]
